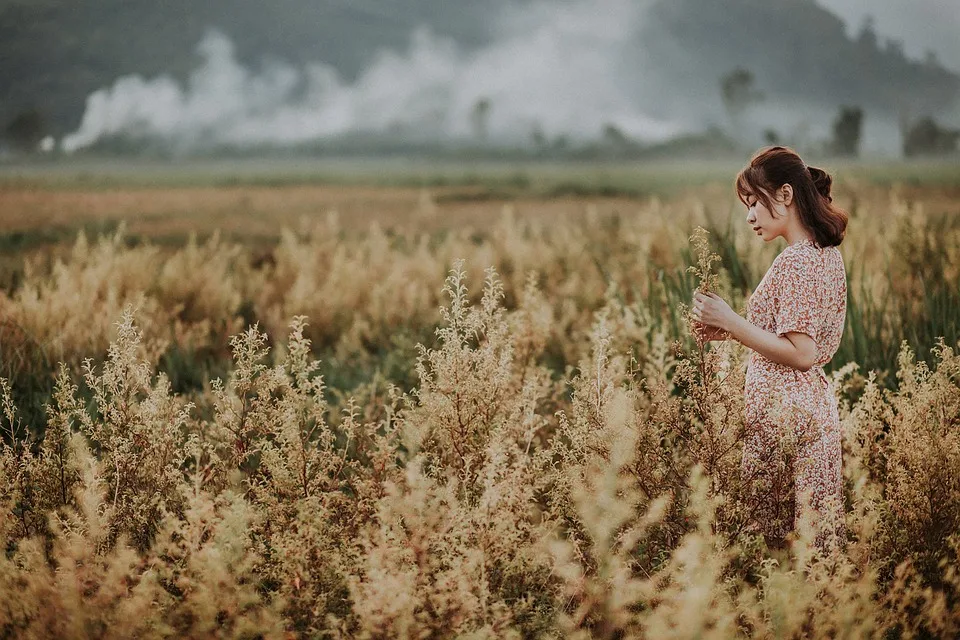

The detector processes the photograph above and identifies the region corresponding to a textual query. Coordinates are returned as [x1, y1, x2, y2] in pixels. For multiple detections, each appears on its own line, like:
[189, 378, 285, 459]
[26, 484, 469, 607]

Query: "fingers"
[691, 291, 708, 319]
[691, 300, 702, 320]
[692, 291, 726, 319]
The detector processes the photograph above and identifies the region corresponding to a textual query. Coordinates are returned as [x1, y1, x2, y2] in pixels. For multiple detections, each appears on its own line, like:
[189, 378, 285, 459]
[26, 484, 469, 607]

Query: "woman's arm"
[722, 311, 817, 370]
[692, 291, 817, 371]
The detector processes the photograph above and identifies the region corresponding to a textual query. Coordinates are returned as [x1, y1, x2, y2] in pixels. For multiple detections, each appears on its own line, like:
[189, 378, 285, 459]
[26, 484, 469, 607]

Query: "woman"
[691, 146, 848, 551]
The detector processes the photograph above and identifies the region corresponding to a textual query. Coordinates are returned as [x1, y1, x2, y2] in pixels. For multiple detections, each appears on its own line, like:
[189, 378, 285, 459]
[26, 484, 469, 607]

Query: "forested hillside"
[639, 0, 959, 119]
[0, 0, 504, 136]
[1, 0, 957, 143]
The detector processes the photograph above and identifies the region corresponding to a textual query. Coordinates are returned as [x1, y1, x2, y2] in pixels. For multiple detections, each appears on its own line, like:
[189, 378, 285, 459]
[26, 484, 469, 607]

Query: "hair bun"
[808, 166, 833, 202]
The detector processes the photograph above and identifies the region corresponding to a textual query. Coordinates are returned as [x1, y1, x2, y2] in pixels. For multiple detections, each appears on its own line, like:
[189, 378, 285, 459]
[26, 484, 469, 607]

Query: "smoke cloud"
[62, 0, 686, 153]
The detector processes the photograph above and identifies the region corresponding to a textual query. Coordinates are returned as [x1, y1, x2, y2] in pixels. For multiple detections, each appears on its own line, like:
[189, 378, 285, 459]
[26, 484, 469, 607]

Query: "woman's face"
[743, 188, 787, 242]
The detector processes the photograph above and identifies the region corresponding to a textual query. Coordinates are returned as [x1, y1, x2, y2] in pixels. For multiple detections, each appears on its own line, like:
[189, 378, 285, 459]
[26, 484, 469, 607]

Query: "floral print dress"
[741, 238, 847, 547]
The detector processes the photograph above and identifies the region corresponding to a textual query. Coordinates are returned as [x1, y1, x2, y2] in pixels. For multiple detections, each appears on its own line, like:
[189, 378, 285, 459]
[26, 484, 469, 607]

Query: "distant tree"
[902, 116, 960, 157]
[470, 98, 491, 141]
[763, 129, 780, 145]
[602, 123, 630, 147]
[855, 16, 878, 51]
[884, 38, 905, 57]
[3, 108, 47, 152]
[924, 50, 942, 68]
[720, 67, 764, 134]
[530, 122, 547, 150]
[830, 106, 864, 157]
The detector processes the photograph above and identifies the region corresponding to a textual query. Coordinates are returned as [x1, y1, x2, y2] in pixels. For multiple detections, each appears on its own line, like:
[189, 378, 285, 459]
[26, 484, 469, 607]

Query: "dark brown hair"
[735, 146, 848, 247]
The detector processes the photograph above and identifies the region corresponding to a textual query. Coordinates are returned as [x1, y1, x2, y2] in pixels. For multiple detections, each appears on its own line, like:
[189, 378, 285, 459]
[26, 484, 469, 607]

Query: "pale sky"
[816, 0, 960, 72]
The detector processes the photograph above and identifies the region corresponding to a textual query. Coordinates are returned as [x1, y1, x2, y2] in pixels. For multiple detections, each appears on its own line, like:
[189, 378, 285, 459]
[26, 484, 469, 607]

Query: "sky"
[816, 0, 960, 71]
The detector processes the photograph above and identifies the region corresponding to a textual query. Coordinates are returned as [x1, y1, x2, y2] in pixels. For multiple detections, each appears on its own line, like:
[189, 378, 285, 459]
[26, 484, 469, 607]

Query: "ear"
[778, 183, 794, 207]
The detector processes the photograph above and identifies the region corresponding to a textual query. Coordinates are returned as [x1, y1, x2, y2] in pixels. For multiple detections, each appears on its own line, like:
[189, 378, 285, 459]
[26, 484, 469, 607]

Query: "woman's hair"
[735, 145, 848, 247]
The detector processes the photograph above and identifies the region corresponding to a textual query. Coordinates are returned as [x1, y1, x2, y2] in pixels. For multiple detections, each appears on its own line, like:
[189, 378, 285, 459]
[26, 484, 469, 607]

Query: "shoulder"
[824, 246, 847, 286]
[772, 242, 820, 275]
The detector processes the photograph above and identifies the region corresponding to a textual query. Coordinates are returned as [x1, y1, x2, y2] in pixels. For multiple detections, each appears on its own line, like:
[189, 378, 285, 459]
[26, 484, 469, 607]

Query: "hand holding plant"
[692, 290, 736, 334]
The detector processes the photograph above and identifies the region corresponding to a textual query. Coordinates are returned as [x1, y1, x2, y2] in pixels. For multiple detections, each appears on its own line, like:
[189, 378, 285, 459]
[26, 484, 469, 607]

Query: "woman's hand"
[691, 291, 737, 332]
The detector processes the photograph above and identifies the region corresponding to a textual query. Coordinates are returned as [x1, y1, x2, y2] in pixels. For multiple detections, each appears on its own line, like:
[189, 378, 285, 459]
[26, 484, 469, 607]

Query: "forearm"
[723, 314, 813, 370]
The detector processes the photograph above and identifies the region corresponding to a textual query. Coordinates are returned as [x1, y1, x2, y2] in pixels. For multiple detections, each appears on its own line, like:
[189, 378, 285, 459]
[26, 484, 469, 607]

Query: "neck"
[785, 231, 814, 246]
[784, 219, 814, 246]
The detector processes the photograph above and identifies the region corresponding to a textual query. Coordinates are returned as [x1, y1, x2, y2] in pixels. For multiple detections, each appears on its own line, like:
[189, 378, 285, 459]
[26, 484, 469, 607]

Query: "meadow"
[1, 158, 959, 638]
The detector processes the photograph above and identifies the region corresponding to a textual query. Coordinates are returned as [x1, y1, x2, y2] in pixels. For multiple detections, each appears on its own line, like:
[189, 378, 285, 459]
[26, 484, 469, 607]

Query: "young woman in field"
[690, 146, 849, 551]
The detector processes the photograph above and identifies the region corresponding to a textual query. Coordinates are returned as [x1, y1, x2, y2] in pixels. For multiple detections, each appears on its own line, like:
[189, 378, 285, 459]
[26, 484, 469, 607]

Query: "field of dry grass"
[1, 159, 959, 638]
[0, 182, 654, 240]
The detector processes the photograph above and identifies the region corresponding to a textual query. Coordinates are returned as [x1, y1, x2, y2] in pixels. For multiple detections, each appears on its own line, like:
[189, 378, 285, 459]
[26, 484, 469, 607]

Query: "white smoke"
[62, 0, 686, 153]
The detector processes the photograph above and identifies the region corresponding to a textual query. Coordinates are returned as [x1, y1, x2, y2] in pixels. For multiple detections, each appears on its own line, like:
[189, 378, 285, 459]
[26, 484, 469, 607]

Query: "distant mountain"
[638, 0, 959, 120]
[1, 0, 957, 148]
[0, 0, 508, 136]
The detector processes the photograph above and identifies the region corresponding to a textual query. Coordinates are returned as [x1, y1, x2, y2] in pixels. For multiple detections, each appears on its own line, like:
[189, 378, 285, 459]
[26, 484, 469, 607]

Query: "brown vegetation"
[1, 179, 959, 637]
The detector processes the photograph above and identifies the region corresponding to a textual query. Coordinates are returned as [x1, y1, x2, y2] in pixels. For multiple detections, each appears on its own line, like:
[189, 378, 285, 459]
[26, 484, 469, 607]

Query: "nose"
[745, 210, 756, 224]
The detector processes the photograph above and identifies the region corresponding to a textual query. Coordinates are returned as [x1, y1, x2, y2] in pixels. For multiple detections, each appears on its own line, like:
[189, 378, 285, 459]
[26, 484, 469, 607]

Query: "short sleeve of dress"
[773, 249, 820, 340]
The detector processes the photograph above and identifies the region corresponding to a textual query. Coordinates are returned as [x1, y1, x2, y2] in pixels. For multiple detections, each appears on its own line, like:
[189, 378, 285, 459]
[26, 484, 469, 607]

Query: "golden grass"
[0, 183, 651, 243]
[0, 171, 959, 637]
